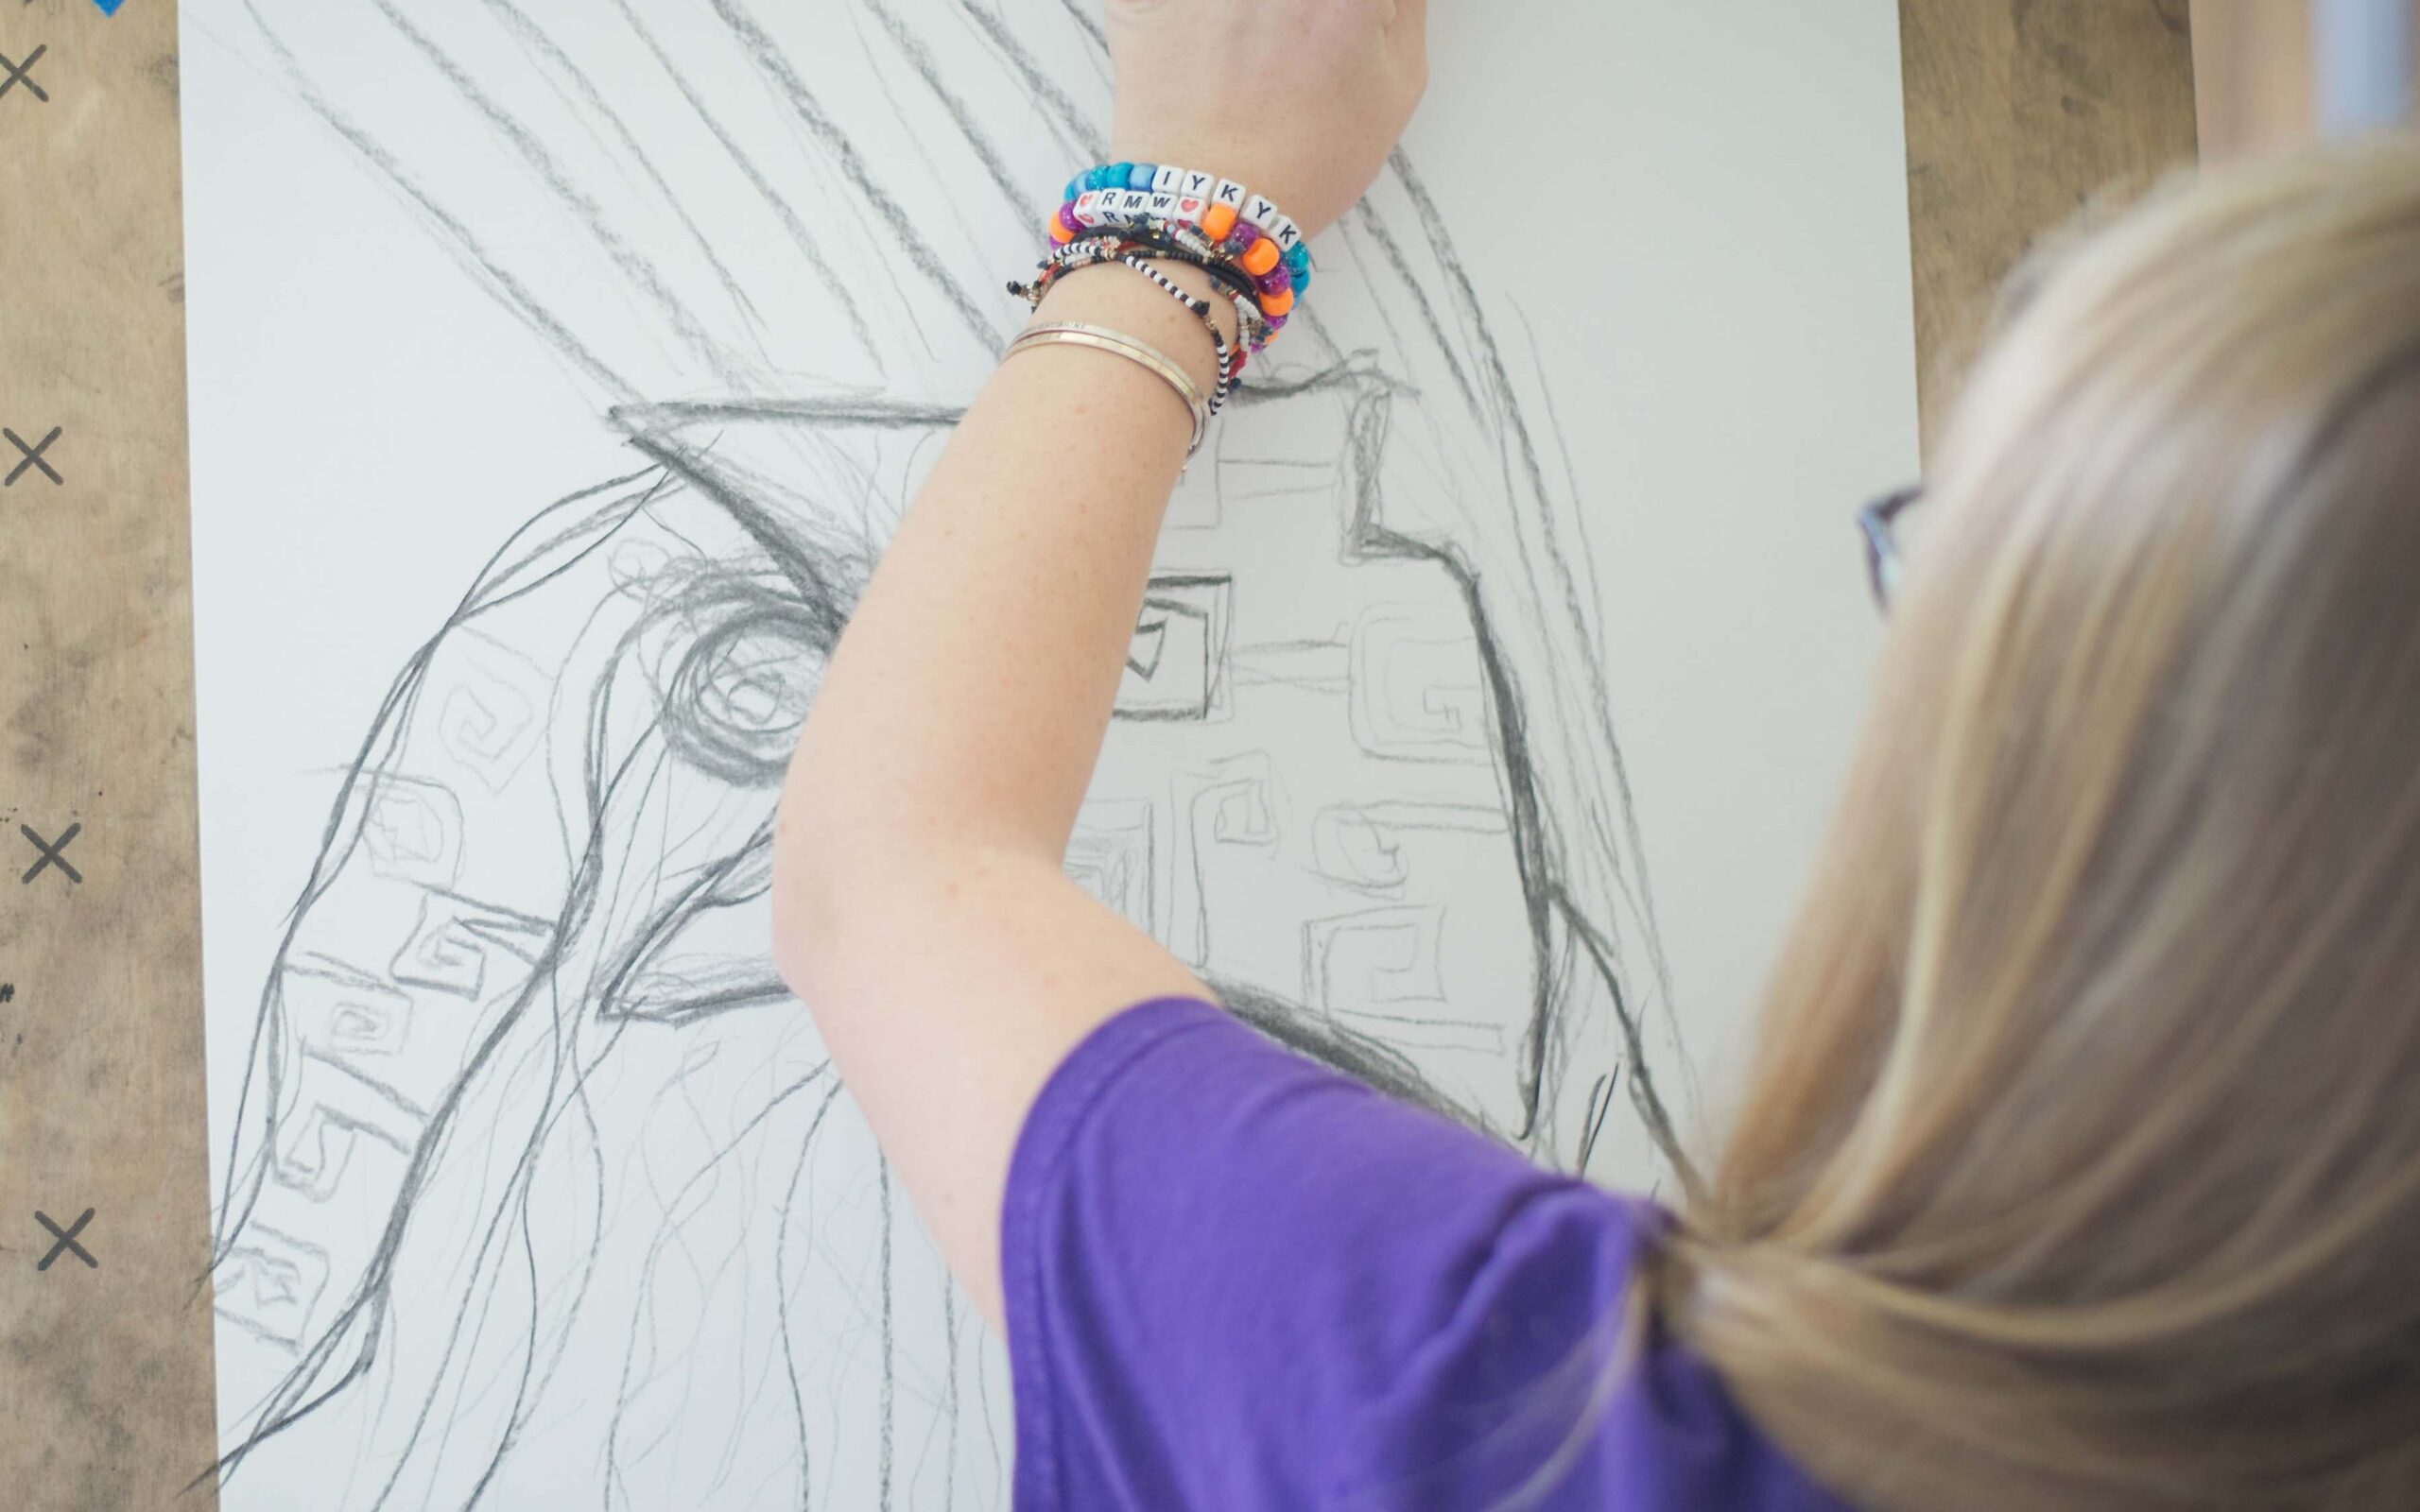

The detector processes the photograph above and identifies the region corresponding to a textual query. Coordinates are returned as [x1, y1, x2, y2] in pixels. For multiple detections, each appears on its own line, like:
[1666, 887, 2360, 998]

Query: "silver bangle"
[1003, 321, 1211, 458]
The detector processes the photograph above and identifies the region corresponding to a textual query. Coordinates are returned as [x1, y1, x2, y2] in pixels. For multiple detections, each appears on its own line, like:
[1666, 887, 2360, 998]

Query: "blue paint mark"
[93, 0, 127, 14]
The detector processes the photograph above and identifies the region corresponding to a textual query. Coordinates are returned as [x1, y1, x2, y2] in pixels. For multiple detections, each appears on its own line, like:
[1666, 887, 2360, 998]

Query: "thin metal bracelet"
[1012, 226, 1275, 353]
[1004, 321, 1211, 457]
[1011, 245, 1241, 408]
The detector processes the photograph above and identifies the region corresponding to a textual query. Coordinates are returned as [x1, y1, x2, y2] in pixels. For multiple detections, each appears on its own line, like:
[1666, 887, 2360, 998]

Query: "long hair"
[1665, 139, 2420, 1511]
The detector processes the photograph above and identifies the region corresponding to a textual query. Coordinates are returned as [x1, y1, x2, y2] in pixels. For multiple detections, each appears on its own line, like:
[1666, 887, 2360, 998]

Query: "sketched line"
[701, 0, 1004, 357]
[607, 0, 882, 365]
[364, 0, 745, 389]
[236, 0, 633, 401]
[479, 0, 772, 360]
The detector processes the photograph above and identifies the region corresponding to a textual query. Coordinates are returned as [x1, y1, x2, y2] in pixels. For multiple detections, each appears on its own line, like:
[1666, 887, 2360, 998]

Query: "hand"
[1105, 0, 1428, 242]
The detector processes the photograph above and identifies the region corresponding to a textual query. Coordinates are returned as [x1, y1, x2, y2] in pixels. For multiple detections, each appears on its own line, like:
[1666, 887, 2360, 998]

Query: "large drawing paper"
[182, 2, 1918, 1505]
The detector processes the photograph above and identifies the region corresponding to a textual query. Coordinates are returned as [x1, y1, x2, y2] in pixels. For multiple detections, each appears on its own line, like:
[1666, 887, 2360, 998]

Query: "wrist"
[1032, 259, 1236, 395]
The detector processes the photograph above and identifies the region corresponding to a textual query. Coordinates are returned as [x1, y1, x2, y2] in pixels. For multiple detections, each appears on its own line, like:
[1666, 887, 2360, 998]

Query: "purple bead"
[1057, 201, 1083, 234]
[1257, 266, 1293, 297]
[1262, 313, 1288, 336]
[1227, 220, 1261, 250]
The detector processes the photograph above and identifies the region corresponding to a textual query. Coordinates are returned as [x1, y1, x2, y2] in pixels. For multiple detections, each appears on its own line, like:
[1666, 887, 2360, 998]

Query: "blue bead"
[1289, 264, 1310, 293]
[1127, 162, 1155, 191]
[1065, 175, 1084, 201]
[1085, 164, 1110, 190]
[1284, 241, 1312, 274]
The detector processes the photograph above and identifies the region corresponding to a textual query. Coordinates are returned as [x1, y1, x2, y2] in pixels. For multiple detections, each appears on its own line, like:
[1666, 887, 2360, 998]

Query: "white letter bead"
[1213, 179, 1248, 209]
[1147, 192, 1180, 218]
[1182, 170, 1217, 198]
[1073, 191, 1104, 228]
[1151, 164, 1184, 193]
[1245, 195, 1281, 232]
[1268, 216, 1302, 251]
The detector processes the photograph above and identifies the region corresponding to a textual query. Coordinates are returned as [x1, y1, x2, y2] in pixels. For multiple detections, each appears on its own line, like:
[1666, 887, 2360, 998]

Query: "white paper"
[183, 2, 1917, 1505]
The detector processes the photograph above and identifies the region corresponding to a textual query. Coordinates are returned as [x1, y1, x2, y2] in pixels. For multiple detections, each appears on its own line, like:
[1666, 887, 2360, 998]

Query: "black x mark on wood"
[19, 822, 81, 885]
[35, 1209, 97, 1271]
[5, 426, 62, 486]
[0, 44, 48, 106]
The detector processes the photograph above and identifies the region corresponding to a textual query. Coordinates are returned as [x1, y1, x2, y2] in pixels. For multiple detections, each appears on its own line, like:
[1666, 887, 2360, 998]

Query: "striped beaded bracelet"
[1043, 163, 1314, 331]
[1008, 240, 1247, 410]
[1011, 231, 1270, 362]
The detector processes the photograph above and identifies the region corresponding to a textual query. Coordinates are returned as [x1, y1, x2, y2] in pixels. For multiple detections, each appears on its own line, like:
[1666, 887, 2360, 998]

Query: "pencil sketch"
[197, 2, 1695, 1506]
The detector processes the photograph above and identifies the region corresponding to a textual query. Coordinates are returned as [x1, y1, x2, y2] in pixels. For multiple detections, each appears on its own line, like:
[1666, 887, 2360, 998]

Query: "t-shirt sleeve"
[1003, 997, 1655, 1511]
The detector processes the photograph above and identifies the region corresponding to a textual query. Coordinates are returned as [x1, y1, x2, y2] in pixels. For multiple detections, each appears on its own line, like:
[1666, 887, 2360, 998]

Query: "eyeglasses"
[1857, 486, 1921, 611]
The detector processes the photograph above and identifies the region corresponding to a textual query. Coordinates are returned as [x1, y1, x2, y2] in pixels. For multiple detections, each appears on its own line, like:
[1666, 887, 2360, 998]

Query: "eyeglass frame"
[1858, 485, 1922, 611]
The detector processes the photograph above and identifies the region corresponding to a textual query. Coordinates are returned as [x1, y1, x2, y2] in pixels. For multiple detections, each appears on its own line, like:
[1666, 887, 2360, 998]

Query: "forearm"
[770, 264, 1228, 1322]
[782, 266, 1228, 877]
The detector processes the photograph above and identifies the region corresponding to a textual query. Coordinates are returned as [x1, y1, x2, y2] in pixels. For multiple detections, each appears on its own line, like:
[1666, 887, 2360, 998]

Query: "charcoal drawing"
[198, 3, 1693, 1505]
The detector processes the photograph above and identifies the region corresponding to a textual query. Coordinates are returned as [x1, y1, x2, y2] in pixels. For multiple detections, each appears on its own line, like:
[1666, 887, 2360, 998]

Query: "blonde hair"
[1660, 138, 2420, 1511]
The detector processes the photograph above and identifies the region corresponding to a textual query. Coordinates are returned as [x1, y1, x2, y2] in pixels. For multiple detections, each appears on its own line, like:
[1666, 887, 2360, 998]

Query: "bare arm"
[770, 0, 1426, 1330]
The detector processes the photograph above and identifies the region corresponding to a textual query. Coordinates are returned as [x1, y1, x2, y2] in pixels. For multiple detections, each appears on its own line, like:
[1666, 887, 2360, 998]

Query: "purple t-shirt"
[1003, 998, 1852, 1510]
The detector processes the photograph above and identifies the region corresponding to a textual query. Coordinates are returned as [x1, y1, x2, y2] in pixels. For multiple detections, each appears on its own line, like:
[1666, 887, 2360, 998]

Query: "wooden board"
[0, 0, 221, 1507]
[0, 1, 2193, 1504]
[1902, 0, 2201, 444]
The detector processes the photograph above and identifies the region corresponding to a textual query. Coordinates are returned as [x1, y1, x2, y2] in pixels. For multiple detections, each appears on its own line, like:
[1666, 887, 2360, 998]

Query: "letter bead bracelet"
[1002, 164, 1314, 459]
[1047, 163, 1313, 332]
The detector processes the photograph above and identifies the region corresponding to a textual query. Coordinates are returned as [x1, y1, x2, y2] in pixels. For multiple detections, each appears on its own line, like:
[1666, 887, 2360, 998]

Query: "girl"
[774, 0, 2420, 1507]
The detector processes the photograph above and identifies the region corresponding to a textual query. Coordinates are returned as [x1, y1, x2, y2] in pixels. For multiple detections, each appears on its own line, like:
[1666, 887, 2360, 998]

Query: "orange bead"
[1049, 216, 1078, 245]
[1201, 202, 1239, 241]
[1241, 237, 1282, 276]
[1260, 285, 1295, 318]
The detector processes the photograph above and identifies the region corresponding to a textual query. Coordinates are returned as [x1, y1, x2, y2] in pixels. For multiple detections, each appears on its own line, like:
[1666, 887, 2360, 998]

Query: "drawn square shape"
[216, 1226, 332, 1349]
[1348, 609, 1493, 763]
[1114, 574, 1232, 721]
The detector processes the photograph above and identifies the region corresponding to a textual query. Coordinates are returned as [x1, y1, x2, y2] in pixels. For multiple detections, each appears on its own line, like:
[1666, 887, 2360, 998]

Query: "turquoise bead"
[1284, 241, 1311, 273]
[1289, 264, 1310, 293]
[1088, 164, 1115, 190]
[1065, 175, 1084, 201]
[1126, 162, 1155, 190]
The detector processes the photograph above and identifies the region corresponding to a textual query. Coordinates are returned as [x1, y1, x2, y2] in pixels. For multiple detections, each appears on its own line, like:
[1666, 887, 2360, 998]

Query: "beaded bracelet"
[1014, 230, 1272, 355]
[1011, 232, 1268, 365]
[1007, 244, 1243, 411]
[1043, 163, 1314, 332]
